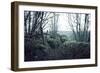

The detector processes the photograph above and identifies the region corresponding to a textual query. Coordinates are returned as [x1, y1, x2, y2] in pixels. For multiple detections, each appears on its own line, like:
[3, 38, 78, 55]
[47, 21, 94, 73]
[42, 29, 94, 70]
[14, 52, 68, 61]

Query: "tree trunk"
[40, 12, 45, 44]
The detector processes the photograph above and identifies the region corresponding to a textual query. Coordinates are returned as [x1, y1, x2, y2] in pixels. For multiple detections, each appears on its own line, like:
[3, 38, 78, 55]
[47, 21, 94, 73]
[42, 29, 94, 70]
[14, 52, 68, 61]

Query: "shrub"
[47, 37, 61, 49]
[59, 35, 68, 43]
[24, 38, 48, 61]
[25, 36, 90, 61]
[61, 41, 90, 59]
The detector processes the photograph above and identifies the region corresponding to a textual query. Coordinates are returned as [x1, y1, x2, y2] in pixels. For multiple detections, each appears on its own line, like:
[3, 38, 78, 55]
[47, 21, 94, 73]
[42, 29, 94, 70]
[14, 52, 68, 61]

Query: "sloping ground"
[44, 41, 90, 60]
[25, 40, 90, 61]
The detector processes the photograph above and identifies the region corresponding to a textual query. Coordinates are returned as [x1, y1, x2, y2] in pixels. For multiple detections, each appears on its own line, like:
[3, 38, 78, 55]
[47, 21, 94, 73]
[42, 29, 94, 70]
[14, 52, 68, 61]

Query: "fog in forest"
[24, 11, 90, 61]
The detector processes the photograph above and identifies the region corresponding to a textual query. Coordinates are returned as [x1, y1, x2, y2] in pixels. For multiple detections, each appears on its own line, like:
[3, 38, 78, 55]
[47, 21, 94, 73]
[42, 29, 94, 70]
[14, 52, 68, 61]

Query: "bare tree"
[83, 14, 90, 42]
[49, 13, 59, 38]
[67, 13, 90, 42]
[24, 11, 31, 35]
[28, 11, 31, 34]
[68, 14, 77, 41]
[39, 12, 45, 44]
[24, 11, 54, 43]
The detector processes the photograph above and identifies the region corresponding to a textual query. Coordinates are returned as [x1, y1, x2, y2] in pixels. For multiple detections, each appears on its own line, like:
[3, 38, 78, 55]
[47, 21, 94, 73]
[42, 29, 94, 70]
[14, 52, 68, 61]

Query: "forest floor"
[24, 39, 90, 61]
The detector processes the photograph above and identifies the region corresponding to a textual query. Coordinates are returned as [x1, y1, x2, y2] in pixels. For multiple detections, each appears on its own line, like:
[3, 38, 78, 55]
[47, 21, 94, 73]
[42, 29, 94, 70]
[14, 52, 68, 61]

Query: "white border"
[19, 5, 96, 68]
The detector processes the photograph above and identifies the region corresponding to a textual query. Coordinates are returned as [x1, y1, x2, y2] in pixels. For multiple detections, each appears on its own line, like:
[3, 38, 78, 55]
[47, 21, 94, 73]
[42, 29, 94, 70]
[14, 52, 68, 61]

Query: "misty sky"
[57, 13, 71, 31]
[43, 13, 90, 32]
[43, 13, 71, 32]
